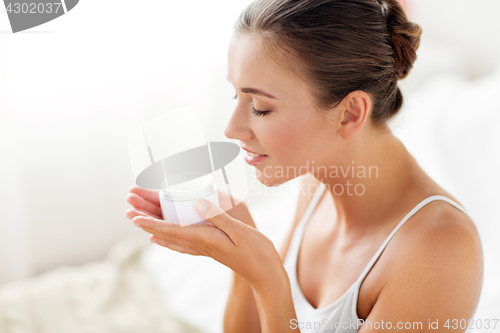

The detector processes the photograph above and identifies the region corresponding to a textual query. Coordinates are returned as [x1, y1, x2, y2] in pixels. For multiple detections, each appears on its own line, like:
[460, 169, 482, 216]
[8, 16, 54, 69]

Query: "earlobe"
[337, 92, 370, 140]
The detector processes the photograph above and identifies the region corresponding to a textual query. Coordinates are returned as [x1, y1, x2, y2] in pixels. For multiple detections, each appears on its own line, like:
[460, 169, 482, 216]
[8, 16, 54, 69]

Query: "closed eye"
[232, 91, 270, 117]
[252, 108, 271, 117]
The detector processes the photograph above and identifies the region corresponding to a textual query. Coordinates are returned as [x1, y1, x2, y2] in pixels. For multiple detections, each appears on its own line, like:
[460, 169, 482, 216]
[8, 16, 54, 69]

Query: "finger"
[132, 216, 212, 246]
[149, 235, 204, 256]
[124, 208, 161, 220]
[134, 218, 207, 250]
[216, 189, 234, 212]
[194, 199, 243, 240]
[129, 185, 161, 206]
[126, 193, 163, 218]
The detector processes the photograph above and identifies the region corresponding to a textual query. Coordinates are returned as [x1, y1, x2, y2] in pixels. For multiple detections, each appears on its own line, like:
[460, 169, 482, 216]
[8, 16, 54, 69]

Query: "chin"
[255, 161, 307, 186]
[255, 171, 293, 187]
[257, 177, 282, 187]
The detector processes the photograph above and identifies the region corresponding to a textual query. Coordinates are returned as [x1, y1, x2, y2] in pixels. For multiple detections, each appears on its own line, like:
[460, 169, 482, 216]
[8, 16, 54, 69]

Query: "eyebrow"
[227, 76, 279, 99]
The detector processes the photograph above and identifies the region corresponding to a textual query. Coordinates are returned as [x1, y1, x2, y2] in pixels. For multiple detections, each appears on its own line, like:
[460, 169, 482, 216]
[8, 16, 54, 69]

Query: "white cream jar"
[159, 173, 219, 227]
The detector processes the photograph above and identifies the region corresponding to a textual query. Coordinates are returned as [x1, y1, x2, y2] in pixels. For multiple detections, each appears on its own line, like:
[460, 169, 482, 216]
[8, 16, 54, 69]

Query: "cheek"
[262, 116, 316, 162]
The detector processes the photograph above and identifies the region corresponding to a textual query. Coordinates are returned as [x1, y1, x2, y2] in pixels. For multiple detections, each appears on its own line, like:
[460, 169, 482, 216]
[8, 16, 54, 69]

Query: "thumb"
[194, 199, 239, 233]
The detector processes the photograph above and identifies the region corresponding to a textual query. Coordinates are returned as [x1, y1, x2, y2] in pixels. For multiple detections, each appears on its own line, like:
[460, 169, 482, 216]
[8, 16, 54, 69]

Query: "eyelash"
[233, 94, 271, 117]
[252, 108, 271, 117]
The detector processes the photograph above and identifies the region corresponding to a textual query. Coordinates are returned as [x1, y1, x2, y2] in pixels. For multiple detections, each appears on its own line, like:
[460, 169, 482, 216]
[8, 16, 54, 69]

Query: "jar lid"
[160, 173, 216, 201]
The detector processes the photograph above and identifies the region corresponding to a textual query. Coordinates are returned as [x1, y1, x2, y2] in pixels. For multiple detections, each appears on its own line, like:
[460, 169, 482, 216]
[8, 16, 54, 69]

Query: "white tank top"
[283, 182, 474, 332]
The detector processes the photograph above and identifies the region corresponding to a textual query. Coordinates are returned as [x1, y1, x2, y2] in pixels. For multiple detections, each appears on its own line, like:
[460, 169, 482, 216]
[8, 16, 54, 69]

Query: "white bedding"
[0, 234, 203, 333]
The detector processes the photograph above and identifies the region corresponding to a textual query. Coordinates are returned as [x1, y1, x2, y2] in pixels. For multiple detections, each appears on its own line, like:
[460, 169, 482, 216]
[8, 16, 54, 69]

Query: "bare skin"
[125, 32, 483, 332]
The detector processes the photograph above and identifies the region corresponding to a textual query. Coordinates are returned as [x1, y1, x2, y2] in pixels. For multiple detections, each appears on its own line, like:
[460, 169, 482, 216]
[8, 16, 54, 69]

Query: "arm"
[224, 271, 262, 333]
[358, 213, 483, 332]
[125, 187, 262, 332]
[224, 174, 321, 333]
[125, 176, 320, 333]
[223, 243, 299, 333]
[252, 268, 298, 333]
[219, 194, 262, 333]
[134, 207, 301, 332]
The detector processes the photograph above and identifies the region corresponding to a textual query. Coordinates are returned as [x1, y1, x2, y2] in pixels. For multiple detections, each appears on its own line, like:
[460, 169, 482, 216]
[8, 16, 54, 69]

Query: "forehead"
[227, 33, 310, 97]
[227, 34, 274, 79]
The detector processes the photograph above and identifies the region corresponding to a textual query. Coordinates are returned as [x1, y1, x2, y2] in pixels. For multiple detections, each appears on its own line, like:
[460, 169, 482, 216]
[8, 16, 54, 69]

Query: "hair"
[233, 0, 422, 127]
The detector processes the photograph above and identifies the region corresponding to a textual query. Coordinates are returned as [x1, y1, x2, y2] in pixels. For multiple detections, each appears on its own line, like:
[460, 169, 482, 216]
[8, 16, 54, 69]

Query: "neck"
[314, 126, 419, 239]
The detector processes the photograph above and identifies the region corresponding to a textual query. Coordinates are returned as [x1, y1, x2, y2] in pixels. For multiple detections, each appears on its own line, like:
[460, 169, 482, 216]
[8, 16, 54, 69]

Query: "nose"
[224, 104, 253, 142]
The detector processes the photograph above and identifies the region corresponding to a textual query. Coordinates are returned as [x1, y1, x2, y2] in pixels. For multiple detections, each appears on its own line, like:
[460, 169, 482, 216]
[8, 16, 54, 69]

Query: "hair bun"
[382, 0, 422, 79]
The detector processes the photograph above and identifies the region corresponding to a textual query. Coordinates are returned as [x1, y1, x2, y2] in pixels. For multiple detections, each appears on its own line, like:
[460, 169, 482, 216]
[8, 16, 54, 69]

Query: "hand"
[125, 186, 163, 220]
[125, 186, 256, 228]
[130, 197, 285, 292]
[216, 189, 256, 229]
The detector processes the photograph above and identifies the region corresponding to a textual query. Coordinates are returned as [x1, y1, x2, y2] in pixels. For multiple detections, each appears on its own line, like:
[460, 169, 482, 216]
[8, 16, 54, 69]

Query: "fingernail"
[132, 217, 142, 226]
[124, 213, 132, 219]
[195, 199, 210, 213]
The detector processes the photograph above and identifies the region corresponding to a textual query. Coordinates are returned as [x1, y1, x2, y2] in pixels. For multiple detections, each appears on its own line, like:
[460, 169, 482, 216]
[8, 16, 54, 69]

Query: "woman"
[125, 0, 483, 331]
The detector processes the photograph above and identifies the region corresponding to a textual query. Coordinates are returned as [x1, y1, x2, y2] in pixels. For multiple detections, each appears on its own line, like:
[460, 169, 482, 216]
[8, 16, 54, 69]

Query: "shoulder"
[361, 200, 483, 331]
[387, 199, 483, 289]
[392, 200, 483, 270]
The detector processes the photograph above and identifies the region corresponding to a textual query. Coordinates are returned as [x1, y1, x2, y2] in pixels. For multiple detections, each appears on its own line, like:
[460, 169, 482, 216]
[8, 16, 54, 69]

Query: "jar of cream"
[159, 173, 219, 227]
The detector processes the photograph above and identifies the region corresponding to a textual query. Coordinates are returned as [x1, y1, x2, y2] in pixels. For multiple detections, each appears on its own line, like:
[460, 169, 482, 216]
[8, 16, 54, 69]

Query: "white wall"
[1, 0, 499, 283]
[411, 0, 500, 79]
[0, 0, 249, 283]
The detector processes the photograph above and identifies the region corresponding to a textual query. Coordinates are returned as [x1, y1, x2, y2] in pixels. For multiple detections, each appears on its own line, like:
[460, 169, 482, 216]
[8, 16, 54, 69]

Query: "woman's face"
[225, 33, 341, 186]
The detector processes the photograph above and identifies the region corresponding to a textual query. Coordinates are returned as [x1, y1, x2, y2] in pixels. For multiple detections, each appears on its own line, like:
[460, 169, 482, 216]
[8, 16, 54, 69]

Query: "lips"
[244, 153, 269, 165]
[241, 146, 267, 156]
[241, 147, 269, 165]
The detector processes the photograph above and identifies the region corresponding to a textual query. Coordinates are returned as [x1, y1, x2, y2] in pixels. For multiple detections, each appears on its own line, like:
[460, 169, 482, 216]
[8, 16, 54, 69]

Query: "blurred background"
[1, 0, 499, 331]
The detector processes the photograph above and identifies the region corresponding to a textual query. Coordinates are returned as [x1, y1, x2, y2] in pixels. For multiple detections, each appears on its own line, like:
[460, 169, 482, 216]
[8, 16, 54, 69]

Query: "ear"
[337, 91, 371, 140]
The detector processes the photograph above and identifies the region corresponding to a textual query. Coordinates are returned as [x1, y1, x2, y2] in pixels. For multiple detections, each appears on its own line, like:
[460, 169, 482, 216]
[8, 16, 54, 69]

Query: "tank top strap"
[296, 182, 327, 231]
[285, 182, 327, 262]
[354, 195, 473, 286]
